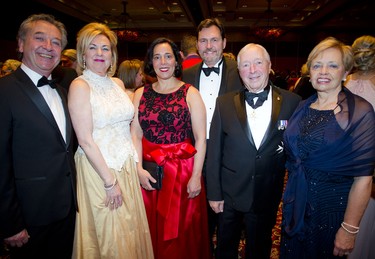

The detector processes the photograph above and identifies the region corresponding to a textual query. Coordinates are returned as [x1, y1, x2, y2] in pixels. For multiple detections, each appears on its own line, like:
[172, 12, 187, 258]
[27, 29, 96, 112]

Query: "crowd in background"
[1, 12, 374, 259]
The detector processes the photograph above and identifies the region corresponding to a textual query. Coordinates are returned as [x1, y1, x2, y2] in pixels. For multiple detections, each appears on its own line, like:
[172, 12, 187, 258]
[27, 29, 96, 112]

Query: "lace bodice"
[138, 83, 192, 144]
[76, 69, 137, 170]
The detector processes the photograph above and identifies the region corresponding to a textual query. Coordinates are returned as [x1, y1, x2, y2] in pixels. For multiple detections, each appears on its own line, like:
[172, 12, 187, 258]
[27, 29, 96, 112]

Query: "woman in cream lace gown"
[68, 22, 153, 258]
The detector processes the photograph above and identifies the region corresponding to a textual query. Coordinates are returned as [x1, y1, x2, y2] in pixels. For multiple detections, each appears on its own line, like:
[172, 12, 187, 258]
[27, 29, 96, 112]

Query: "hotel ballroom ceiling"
[3, 0, 373, 43]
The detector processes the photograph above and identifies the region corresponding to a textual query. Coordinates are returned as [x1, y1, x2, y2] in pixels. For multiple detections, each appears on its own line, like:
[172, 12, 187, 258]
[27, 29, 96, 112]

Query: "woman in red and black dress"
[131, 37, 211, 259]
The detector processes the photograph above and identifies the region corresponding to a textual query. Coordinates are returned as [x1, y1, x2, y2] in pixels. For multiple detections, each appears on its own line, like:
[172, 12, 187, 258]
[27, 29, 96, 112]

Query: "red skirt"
[142, 137, 211, 259]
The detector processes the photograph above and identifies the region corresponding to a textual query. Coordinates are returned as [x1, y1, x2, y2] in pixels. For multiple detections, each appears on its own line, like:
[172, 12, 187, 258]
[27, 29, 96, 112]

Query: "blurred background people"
[60, 49, 78, 72]
[222, 52, 236, 61]
[117, 58, 145, 101]
[52, 48, 78, 91]
[180, 34, 202, 70]
[0, 13, 77, 259]
[68, 22, 153, 259]
[131, 37, 210, 259]
[344, 34, 375, 259]
[281, 37, 375, 258]
[292, 63, 316, 99]
[0, 59, 21, 77]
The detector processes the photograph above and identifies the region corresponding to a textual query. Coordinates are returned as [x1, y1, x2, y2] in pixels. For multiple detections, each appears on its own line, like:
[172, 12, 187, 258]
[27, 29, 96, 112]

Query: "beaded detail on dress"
[76, 69, 136, 170]
[298, 108, 334, 156]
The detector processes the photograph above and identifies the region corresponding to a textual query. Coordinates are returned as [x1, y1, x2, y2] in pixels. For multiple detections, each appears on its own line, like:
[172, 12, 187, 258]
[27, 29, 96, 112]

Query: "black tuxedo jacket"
[182, 56, 243, 94]
[206, 84, 301, 214]
[0, 68, 77, 239]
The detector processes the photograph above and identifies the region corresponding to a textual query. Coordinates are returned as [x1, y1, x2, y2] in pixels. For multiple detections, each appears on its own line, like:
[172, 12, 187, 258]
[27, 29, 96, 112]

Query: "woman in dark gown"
[280, 37, 375, 259]
[131, 37, 211, 259]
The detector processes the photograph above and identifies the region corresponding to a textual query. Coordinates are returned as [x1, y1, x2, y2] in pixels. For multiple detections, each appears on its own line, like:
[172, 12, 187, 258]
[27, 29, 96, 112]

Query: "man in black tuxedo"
[206, 43, 301, 259]
[0, 14, 77, 259]
[182, 18, 243, 253]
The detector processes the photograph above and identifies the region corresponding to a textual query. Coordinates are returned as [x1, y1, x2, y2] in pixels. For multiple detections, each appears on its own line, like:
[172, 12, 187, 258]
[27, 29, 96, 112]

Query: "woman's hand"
[187, 174, 201, 199]
[105, 183, 123, 210]
[333, 227, 356, 256]
[138, 168, 156, 191]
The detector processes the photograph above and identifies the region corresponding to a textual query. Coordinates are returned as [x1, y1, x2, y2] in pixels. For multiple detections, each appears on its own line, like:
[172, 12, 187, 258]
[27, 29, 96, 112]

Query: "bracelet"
[342, 221, 359, 230]
[104, 178, 118, 191]
[341, 222, 359, 234]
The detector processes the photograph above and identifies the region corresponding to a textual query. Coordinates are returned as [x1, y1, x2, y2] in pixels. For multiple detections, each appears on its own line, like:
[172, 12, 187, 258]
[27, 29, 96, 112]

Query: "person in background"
[131, 37, 211, 259]
[68, 22, 153, 259]
[0, 13, 77, 259]
[52, 65, 78, 92]
[60, 49, 78, 73]
[182, 18, 243, 254]
[117, 58, 145, 101]
[292, 63, 316, 100]
[180, 34, 202, 70]
[52, 49, 78, 92]
[223, 52, 236, 61]
[344, 34, 375, 259]
[280, 37, 375, 258]
[0, 59, 21, 77]
[206, 43, 301, 259]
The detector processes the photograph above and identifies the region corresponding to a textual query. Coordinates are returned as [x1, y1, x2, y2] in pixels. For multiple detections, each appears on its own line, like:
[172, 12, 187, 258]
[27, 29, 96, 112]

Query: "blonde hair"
[62, 49, 77, 62]
[76, 22, 118, 76]
[1, 59, 21, 76]
[351, 35, 375, 72]
[306, 37, 353, 72]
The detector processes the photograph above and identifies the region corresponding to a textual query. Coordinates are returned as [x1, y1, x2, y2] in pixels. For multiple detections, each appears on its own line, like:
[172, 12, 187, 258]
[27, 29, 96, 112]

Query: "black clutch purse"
[142, 160, 164, 190]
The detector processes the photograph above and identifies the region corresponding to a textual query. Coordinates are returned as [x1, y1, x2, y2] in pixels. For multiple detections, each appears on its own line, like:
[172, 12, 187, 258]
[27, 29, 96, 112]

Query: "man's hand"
[209, 200, 224, 213]
[4, 229, 30, 247]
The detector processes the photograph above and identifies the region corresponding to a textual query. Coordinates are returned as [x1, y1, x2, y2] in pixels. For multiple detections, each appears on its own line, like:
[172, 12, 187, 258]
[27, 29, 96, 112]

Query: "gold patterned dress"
[72, 69, 154, 259]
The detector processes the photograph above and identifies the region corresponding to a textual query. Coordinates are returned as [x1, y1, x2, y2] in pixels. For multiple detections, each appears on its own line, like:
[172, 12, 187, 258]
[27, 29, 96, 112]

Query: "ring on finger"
[110, 200, 114, 204]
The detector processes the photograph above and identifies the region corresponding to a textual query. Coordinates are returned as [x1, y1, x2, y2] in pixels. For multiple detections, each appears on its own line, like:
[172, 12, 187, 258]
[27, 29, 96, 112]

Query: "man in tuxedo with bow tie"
[0, 14, 77, 259]
[182, 18, 243, 254]
[206, 43, 301, 259]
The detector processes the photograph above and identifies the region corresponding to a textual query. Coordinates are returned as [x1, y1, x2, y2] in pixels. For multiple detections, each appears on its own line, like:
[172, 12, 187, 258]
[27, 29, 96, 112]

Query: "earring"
[83, 59, 86, 70]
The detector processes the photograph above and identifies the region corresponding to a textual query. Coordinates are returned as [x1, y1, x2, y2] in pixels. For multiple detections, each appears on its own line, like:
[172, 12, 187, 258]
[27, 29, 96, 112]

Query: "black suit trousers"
[9, 204, 76, 259]
[203, 139, 218, 255]
[215, 205, 276, 259]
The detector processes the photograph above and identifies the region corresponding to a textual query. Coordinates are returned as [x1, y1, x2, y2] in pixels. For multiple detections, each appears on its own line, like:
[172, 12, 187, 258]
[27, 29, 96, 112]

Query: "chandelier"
[115, 0, 139, 42]
[116, 29, 139, 41]
[254, 25, 284, 40]
[253, 0, 284, 40]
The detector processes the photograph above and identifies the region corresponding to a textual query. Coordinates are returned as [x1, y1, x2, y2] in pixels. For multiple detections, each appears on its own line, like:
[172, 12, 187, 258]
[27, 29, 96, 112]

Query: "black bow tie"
[37, 76, 57, 89]
[202, 59, 223, 77]
[202, 66, 220, 77]
[245, 87, 269, 109]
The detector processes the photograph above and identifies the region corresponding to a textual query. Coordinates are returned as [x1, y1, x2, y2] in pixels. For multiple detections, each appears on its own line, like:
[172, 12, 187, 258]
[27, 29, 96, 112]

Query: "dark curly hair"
[143, 37, 182, 78]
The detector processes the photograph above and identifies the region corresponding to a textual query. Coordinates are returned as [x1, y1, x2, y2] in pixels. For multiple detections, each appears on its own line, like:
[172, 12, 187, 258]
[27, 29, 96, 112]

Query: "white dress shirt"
[246, 89, 272, 149]
[21, 64, 67, 142]
[199, 60, 223, 139]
